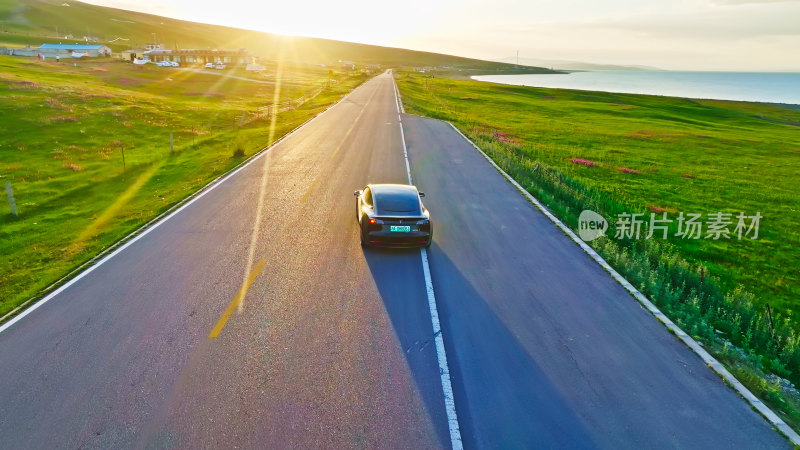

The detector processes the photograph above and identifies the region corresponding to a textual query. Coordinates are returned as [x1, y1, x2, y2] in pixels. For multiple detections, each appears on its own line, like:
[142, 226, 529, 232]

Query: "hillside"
[495, 56, 662, 71]
[0, 0, 553, 72]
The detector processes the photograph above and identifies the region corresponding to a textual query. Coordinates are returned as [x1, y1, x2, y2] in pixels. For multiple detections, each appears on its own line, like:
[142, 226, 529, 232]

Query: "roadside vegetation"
[0, 56, 368, 318]
[395, 71, 800, 431]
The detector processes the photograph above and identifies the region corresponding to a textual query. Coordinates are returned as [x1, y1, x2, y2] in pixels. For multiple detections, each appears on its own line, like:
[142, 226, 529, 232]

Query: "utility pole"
[120, 143, 126, 171]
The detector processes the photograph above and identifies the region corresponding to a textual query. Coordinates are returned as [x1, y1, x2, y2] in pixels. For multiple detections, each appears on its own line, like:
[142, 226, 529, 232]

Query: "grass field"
[397, 73, 799, 312]
[0, 55, 368, 318]
[396, 71, 800, 430]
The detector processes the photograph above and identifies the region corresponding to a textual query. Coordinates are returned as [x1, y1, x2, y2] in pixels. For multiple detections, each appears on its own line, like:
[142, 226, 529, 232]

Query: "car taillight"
[418, 221, 430, 232]
[369, 218, 376, 225]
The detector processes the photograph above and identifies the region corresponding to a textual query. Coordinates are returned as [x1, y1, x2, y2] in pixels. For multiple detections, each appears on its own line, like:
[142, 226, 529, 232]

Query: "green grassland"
[397, 73, 799, 312]
[396, 72, 800, 429]
[0, 55, 368, 317]
[0, 0, 554, 73]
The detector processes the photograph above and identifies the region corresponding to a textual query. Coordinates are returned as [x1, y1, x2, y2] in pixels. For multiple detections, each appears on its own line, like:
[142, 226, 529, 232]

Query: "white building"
[38, 44, 112, 57]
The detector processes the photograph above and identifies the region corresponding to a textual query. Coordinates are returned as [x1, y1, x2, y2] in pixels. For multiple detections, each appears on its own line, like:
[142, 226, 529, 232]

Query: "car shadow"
[362, 245, 450, 448]
[364, 243, 596, 449]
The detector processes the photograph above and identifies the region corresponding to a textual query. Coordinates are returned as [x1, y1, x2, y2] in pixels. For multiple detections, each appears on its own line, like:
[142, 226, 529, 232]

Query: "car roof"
[368, 184, 422, 215]
[368, 184, 419, 196]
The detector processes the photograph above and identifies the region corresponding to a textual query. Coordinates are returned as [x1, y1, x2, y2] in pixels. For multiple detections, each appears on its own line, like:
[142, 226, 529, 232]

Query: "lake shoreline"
[472, 71, 800, 106]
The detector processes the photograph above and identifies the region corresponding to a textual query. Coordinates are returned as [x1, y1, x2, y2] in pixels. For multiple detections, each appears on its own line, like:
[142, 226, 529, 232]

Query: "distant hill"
[495, 56, 661, 72]
[0, 0, 554, 72]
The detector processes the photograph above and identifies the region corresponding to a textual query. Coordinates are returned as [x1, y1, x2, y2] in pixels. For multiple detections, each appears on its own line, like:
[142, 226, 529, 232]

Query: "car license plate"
[390, 225, 411, 232]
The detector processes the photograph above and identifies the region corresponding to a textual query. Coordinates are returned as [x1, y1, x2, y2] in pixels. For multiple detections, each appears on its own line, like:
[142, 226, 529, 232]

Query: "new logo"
[578, 210, 608, 242]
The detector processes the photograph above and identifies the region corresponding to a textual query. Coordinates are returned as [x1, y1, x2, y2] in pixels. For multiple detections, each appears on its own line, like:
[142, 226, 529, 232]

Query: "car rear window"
[375, 192, 421, 215]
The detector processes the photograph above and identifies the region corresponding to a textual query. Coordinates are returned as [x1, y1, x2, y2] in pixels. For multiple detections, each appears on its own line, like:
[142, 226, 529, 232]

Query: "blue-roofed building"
[38, 43, 112, 58]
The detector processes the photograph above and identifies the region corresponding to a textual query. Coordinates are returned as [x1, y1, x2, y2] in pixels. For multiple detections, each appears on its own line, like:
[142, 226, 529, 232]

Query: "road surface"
[0, 72, 787, 449]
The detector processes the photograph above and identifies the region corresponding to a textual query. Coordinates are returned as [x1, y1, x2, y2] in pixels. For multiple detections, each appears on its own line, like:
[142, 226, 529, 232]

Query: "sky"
[83, 0, 800, 71]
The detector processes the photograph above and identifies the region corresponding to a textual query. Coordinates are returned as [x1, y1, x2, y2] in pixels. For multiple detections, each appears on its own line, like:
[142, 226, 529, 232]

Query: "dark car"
[354, 184, 432, 248]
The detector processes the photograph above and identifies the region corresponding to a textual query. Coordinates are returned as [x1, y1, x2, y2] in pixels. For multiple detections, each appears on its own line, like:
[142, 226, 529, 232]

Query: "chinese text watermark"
[579, 210, 761, 242]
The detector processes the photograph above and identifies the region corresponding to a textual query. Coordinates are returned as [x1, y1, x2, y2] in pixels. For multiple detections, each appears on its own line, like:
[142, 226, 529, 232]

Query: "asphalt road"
[0, 72, 788, 449]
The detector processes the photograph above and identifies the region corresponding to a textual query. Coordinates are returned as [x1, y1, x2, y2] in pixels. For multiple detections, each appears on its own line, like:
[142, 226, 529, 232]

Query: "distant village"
[0, 42, 260, 70]
[0, 41, 382, 73]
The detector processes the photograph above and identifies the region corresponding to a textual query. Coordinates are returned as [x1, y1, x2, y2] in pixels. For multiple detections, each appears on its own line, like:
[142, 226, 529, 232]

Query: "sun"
[88, 0, 446, 47]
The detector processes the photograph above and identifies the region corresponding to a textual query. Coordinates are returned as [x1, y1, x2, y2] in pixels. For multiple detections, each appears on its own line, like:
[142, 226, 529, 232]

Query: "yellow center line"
[328, 104, 368, 160]
[328, 86, 380, 160]
[300, 177, 320, 204]
[208, 259, 266, 338]
[300, 88, 379, 202]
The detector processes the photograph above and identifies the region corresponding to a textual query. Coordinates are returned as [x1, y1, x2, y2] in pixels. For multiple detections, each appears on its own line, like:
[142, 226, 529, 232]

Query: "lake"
[472, 71, 800, 105]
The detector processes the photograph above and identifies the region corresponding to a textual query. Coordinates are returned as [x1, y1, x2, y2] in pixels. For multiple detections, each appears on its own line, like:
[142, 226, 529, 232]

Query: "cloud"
[596, 4, 800, 39]
[492, 2, 800, 41]
[710, 0, 799, 4]
[438, 1, 800, 70]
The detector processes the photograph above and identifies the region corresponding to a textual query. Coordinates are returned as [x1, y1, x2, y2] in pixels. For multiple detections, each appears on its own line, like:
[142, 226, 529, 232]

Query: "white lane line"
[0, 79, 371, 335]
[393, 74, 406, 114]
[399, 122, 412, 183]
[394, 76, 463, 450]
[445, 121, 800, 445]
[420, 248, 463, 450]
